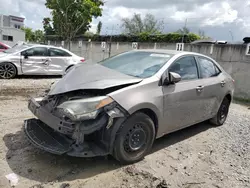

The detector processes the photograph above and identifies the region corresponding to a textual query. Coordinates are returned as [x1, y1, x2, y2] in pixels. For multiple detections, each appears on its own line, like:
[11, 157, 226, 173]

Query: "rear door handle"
[221, 80, 226, 87]
[196, 86, 204, 92]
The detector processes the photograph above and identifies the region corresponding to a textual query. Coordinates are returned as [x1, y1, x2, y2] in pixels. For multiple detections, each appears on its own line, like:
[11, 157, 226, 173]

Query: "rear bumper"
[24, 118, 109, 157]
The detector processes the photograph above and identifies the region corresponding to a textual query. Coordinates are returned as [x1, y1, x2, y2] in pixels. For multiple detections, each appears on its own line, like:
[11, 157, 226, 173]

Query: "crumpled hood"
[48, 63, 142, 95]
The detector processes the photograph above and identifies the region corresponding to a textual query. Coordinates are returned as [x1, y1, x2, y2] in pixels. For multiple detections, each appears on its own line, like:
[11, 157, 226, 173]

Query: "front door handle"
[221, 80, 226, 87]
[42, 58, 51, 66]
[196, 86, 204, 92]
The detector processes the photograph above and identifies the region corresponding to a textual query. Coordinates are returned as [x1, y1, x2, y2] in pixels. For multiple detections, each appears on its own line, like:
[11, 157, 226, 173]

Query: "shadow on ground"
[3, 122, 213, 183]
[16, 75, 62, 79]
[151, 121, 212, 154]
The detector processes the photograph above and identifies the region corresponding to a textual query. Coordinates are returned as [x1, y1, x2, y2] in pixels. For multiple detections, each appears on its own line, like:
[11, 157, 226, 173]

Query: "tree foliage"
[34, 30, 45, 43]
[198, 29, 211, 39]
[176, 27, 190, 35]
[46, 33, 201, 43]
[85, 31, 94, 38]
[43, 17, 55, 35]
[21, 27, 45, 43]
[45, 0, 103, 46]
[21, 27, 34, 42]
[122, 13, 163, 35]
[96, 21, 102, 35]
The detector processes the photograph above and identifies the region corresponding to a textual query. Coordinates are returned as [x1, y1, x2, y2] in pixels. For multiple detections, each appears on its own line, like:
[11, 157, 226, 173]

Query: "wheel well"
[137, 109, 158, 135]
[225, 94, 232, 103]
[65, 65, 74, 71]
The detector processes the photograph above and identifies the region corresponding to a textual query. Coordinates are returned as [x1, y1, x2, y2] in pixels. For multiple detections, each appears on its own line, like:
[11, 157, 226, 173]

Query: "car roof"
[23, 44, 71, 52]
[135, 49, 201, 56]
[27, 44, 60, 48]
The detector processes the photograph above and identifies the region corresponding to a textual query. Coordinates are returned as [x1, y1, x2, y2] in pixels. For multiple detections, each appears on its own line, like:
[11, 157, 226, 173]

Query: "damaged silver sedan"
[24, 50, 234, 164]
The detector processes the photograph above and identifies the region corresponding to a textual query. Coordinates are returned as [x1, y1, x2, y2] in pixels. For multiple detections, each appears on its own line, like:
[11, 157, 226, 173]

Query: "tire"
[0, 62, 17, 79]
[210, 97, 230, 126]
[113, 112, 155, 164]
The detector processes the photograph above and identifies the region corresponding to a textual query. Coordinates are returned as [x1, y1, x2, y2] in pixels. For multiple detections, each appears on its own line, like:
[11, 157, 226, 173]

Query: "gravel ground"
[0, 79, 250, 188]
[0, 77, 59, 96]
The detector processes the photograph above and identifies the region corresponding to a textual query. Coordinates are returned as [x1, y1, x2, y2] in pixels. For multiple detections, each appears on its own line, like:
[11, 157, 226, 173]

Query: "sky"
[0, 0, 250, 41]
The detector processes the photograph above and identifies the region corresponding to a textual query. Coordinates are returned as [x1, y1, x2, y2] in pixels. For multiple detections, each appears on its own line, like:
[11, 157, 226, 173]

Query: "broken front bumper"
[28, 97, 74, 135]
[24, 119, 108, 157]
[24, 97, 111, 157]
[24, 119, 73, 155]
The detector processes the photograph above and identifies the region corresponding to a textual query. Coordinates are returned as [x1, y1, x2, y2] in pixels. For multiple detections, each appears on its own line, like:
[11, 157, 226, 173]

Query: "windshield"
[100, 51, 173, 78]
[3, 44, 33, 54]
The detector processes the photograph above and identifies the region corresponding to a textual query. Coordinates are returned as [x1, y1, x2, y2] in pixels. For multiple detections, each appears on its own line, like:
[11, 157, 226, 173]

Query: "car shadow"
[3, 128, 121, 184]
[3, 121, 213, 184]
[16, 75, 62, 79]
[151, 121, 212, 154]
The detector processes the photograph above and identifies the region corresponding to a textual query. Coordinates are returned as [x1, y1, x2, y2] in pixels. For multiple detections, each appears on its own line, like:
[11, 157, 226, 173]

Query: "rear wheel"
[210, 97, 230, 126]
[0, 62, 17, 79]
[113, 112, 155, 164]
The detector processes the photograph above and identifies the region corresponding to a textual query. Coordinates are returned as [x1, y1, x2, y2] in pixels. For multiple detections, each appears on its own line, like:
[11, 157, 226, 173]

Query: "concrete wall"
[50, 40, 250, 100]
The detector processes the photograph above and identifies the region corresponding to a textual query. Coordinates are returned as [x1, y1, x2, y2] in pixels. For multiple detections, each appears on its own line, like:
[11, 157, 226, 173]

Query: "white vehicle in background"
[0, 44, 85, 79]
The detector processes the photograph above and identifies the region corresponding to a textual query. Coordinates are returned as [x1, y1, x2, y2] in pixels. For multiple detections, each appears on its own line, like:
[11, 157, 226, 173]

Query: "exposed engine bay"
[25, 89, 128, 157]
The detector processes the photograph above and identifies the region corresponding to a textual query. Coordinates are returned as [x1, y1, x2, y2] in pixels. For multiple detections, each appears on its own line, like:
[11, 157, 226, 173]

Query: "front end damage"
[24, 90, 127, 157]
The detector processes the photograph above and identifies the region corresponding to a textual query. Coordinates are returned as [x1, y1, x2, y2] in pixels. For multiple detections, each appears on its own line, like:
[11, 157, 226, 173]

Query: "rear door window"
[197, 57, 221, 78]
[49, 48, 71, 57]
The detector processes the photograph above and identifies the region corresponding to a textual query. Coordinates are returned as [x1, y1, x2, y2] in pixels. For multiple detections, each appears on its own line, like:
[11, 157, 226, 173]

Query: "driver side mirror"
[22, 52, 29, 59]
[161, 72, 182, 85]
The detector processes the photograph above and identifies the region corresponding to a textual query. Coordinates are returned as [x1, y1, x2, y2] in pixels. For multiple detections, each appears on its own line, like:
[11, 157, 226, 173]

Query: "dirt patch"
[0, 77, 57, 97]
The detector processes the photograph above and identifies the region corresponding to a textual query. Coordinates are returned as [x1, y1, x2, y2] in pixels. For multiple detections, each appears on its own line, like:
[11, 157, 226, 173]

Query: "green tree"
[43, 17, 55, 35]
[176, 27, 190, 35]
[198, 29, 211, 39]
[45, 0, 103, 50]
[96, 21, 102, 35]
[34, 30, 45, 43]
[21, 27, 35, 42]
[122, 13, 163, 35]
[21, 27, 45, 43]
[85, 31, 94, 38]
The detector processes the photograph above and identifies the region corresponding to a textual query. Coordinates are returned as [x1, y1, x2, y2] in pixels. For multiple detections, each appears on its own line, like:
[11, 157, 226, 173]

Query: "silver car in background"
[0, 44, 85, 79]
[25, 50, 234, 164]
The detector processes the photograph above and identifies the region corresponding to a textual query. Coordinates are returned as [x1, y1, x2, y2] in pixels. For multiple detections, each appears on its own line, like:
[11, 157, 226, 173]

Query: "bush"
[45, 33, 201, 43]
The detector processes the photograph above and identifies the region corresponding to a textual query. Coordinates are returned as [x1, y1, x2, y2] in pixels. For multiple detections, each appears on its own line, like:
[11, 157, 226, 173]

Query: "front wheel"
[210, 97, 230, 126]
[113, 112, 155, 164]
[0, 62, 17, 79]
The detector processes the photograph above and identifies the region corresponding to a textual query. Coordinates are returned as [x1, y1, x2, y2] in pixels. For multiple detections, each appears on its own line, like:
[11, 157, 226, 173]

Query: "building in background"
[0, 14, 25, 46]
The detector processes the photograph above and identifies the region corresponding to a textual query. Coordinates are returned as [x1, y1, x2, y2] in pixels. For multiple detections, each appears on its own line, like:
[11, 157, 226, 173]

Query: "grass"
[233, 96, 250, 107]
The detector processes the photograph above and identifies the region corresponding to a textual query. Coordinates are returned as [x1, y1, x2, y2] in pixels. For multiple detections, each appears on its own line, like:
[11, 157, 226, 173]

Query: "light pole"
[181, 18, 187, 43]
[228, 30, 234, 66]
[229, 30, 234, 43]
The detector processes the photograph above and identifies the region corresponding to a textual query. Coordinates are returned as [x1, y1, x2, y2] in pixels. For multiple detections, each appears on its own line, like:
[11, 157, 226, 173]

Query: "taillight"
[80, 59, 85, 62]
